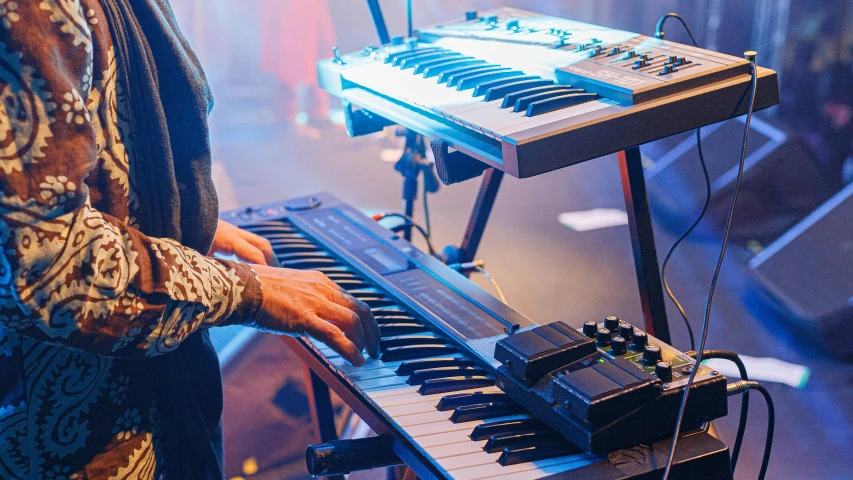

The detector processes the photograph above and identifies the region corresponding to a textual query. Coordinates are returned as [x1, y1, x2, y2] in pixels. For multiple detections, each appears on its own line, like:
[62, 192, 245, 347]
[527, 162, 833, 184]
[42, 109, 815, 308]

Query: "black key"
[276, 252, 332, 262]
[417, 376, 493, 395]
[382, 344, 457, 362]
[267, 235, 312, 244]
[353, 296, 396, 309]
[320, 269, 356, 277]
[336, 279, 373, 290]
[379, 322, 428, 337]
[243, 225, 296, 235]
[470, 418, 547, 441]
[512, 89, 584, 112]
[423, 59, 486, 78]
[396, 357, 473, 376]
[445, 66, 508, 87]
[272, 245, 323, 255]
[498, 441, 581, 466]
[473, 75, 542, 97]
[450, 401, 526, 423]
[437, 64, 499, 84]
[281, 258, 341, 269]
[484, 79, 554, 101]
[436, 391, 511, 411]
[372, 309, 412, 317]
[526, 93, 599, 117]
[502, 86, 577, 108]
[399, 51, 460, 69]
[483, 431, 561, 453]
[412, 55, 472, 74]
[381, 335, 444, 352]
[407, 366, 486, 385]
[374, 315, 417, 325]
[387, 47, 443, 65]
[457, 70, 524, 91]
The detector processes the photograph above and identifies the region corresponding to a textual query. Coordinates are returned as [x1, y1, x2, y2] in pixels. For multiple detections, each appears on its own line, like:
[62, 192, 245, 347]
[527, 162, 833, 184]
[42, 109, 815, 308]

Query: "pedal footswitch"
[494, 321, 595, 385]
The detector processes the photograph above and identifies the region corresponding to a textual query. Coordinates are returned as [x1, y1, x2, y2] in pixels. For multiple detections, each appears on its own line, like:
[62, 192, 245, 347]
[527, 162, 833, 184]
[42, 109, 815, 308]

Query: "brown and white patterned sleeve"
[0, 0, 262, 357]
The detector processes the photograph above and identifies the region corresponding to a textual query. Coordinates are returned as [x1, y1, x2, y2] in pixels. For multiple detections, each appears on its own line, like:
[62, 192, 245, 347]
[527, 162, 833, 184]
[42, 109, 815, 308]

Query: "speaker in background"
[748, 182, 853, 359]
[644, 115, 836, 246]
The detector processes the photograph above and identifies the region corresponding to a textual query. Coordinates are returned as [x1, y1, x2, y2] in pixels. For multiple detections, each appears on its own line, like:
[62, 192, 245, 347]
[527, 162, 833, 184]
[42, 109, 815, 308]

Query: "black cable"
[662, 57, 759, 479]
[655, 15, 707, 352]
[726, 381, 775, 480]
[422, 176, 432, 239]
[655, 13, 699, 44]
[686, 349, 750, 472]
[661, 128, 708, 351]
[380, 213, 438, 256]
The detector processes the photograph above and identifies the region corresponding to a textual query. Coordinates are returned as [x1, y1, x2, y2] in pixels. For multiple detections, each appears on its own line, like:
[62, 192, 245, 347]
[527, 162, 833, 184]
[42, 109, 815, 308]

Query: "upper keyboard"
[318, 8, 779, 178]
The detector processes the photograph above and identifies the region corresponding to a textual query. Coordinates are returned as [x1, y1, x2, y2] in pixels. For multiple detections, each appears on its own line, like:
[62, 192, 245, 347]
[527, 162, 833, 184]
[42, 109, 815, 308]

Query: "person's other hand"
[210, 220, 279, 266]
[250, 265, 380, 366]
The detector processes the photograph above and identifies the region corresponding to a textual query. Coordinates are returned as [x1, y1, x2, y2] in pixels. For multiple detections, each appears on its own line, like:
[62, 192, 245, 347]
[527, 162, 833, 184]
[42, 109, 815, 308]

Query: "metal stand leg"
[305, 367, 345, 480]
[457, 168, 504, 263]
[618, 147, 672, 343]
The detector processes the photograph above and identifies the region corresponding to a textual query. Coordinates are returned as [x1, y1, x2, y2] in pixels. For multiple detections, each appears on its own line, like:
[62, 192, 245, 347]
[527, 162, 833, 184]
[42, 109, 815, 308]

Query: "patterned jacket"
[0, 1, 262, 478]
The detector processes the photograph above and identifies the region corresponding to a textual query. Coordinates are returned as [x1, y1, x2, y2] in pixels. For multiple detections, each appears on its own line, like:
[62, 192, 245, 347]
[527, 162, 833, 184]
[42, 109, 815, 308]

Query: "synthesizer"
[224, 194, 732, 479]
[317, 8, 779, 178]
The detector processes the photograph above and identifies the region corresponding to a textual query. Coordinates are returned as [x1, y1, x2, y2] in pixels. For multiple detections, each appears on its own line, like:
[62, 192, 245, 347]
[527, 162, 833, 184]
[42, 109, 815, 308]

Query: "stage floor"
[211, 103, 853, 479]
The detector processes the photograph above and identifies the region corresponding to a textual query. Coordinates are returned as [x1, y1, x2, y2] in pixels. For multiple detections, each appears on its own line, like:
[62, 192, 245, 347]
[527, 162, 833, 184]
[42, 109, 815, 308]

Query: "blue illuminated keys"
[422, 58, 486, 78]
[446, 66, 511, 87]
[472, 76, 543, 97]
[482, 78, 554, 101]
[457, 70, 525, 91]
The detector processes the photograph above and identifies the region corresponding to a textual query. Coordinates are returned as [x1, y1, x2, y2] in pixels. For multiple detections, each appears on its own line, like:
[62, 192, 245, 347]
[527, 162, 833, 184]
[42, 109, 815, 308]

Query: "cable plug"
[447, 260, 485, 274]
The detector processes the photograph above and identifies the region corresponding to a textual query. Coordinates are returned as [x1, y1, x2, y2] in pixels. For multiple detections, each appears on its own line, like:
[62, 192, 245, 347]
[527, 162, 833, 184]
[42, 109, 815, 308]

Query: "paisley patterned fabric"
[0, 1, 262, 478]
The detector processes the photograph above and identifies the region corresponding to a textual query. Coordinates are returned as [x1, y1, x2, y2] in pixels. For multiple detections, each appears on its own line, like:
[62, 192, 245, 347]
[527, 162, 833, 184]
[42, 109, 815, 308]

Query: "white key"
[415, 430, 473, 448]
[426, 440, 487, 459]
[436, 450, 503, 470]
[450, 453, 599, 480]
[372, 386, 501, 408]
[393, 410, 452, 427]
[364, 384, 418, 399]
[346, 367, 400, 382]
[383, 399, 440, 417]
[354, 375, 409, 390]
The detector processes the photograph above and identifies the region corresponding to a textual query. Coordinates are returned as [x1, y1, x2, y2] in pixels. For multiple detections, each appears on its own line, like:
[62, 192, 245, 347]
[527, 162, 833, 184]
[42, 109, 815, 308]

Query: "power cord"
[662, 54, 759, 479]
[686, 349, 750, 473]
[660, 128, 708, 352]
[655, 14, 708, 352]
[373, 212, 438, 256]
[726, 381, 775, 480]
[448, 261, 509, 305]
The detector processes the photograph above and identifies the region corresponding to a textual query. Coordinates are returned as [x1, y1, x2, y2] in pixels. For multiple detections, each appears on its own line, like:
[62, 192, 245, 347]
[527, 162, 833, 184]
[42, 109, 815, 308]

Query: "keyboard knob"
[633, 59, 649, 69]
[465, 11, 478, 20]
[610, 336, 627, 355]
[582, 321, 598, 338]
[660, 64, 677, 75]
[632, 331, 648, 350]
[655, 361, 673, 382]
[391, 36, 404, 46]
[623, 50, 637, 59]
[643, 345, 663, 365]
[609, 46, 621, 56]
[506, 19, 520, 30]
[603, 315, 621, 333]
[617, 323, 634, 341]
[596, 328, 611, 347]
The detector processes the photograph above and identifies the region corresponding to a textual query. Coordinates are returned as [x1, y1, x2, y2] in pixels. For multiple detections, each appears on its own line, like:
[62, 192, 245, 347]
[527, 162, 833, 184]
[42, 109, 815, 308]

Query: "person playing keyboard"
[0, 1, 378, 479]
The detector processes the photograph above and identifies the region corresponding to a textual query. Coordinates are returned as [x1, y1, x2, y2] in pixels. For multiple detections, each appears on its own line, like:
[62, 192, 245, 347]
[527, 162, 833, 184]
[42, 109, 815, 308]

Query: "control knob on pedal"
[632, 331, 648, 350]
[643, 345, 663, 365]
[610, 336, 627, 355]
[582, 321, 598, 338]
[603, 315, 621, 332]
[618, 323, 634, 341]
[596, 328, 611, 347]
[655, 362, 673, 382]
